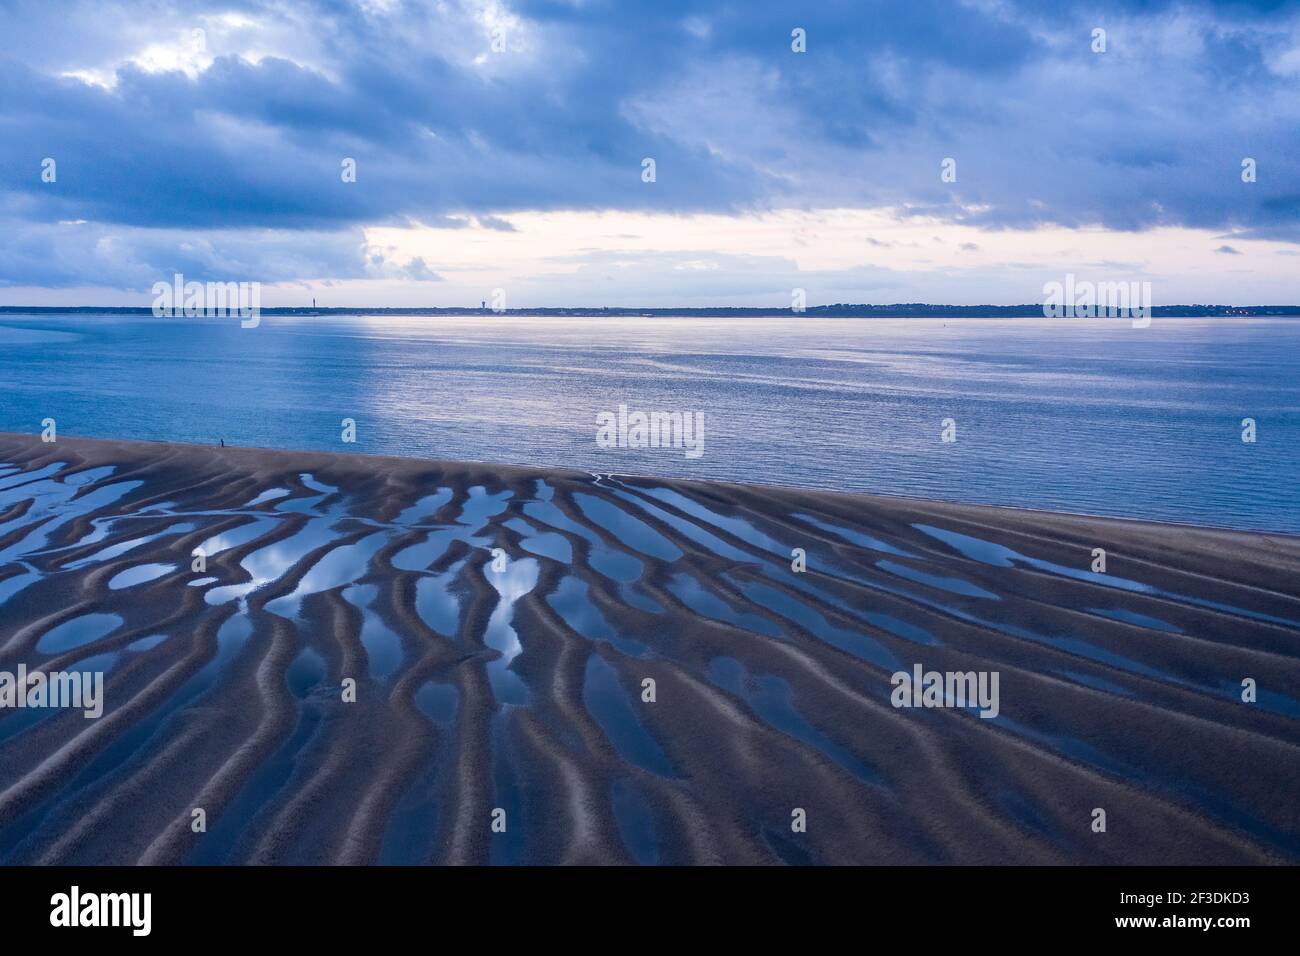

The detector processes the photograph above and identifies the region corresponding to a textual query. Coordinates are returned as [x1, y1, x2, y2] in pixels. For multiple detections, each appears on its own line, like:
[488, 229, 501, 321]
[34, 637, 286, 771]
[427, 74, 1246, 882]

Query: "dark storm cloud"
[0, 0, 1297, 288]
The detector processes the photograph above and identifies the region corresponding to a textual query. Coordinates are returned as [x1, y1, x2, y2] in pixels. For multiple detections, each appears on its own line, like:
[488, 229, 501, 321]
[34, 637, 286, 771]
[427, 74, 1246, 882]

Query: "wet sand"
[0, 432, 1297, 864]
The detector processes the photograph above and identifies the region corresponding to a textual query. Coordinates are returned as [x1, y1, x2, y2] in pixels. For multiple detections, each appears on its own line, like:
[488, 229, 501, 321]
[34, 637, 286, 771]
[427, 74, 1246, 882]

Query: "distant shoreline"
[3, 305, 1299, 318]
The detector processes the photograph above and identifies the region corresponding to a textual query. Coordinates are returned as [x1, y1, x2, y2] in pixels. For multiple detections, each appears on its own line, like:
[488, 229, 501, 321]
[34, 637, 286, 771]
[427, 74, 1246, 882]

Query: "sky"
[1, 0, 1298, 308]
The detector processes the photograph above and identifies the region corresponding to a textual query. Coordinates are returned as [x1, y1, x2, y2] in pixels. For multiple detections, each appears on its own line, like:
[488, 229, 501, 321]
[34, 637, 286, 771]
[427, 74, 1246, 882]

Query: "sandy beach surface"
[0, 432, 1297, 864]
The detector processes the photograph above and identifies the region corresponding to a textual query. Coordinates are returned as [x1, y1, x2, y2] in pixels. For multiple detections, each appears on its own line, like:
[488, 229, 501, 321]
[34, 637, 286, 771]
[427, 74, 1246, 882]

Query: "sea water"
[1, 313, 1296, 532]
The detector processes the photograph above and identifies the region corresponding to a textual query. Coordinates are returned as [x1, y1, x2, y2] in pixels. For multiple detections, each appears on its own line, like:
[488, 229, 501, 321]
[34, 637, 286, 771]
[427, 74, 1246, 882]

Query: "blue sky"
[1, 0, 1298, 306]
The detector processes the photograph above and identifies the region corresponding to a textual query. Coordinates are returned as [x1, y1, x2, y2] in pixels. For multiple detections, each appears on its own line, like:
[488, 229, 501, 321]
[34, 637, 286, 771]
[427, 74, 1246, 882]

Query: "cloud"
[397, 256, 443, 281]
[1, 0, 1298, 297]
[0, 217, 444, 289]
[1216, 244, 1244, 254]
[476, 215, 517, 232]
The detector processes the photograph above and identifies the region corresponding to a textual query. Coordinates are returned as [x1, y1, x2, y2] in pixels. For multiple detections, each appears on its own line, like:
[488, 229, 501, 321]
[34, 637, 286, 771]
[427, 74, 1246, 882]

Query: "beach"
[0, 432, 1297, 864]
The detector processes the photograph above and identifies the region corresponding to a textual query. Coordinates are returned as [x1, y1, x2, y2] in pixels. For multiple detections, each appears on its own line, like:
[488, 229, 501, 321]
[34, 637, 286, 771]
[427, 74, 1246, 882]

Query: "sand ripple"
[0, 434, 1297, 864]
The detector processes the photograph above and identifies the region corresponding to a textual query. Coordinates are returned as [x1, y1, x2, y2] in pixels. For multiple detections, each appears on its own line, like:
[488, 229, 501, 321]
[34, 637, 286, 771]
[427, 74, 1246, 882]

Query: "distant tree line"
[4, 304, 1299, 317]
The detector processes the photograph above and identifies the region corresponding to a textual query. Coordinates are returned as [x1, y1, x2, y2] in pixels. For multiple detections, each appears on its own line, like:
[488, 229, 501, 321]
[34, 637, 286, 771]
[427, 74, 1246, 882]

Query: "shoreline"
[3, 431, 1296, 543]
[6, 306, 1300, 318]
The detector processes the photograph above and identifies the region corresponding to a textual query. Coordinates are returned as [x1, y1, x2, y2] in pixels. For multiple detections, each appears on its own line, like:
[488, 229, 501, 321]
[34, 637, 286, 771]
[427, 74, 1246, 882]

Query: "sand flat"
[0, 433, 1297, 864]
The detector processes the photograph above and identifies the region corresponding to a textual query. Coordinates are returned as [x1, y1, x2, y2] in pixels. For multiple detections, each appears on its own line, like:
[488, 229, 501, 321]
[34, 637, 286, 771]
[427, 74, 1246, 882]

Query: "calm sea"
[1, 313, 1297, 532]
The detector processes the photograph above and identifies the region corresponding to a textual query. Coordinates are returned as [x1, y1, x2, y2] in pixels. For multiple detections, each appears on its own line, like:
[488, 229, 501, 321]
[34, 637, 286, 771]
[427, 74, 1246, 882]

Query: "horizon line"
[4, 304, 1300, 317]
